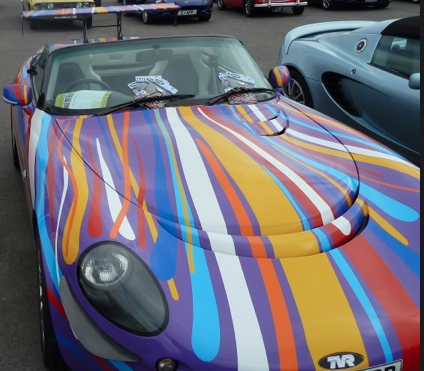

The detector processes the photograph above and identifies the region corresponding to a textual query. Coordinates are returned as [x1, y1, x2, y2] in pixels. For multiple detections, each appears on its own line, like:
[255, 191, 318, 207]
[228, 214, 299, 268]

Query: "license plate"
[54, 15, 78, 19]
[178, 9, 196, 15]
[360, 360, 402, 371]
[272, 6, 293, 12]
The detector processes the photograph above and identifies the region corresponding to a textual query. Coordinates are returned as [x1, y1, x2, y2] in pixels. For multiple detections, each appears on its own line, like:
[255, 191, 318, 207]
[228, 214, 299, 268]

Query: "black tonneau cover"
[382, 16, 420, 40]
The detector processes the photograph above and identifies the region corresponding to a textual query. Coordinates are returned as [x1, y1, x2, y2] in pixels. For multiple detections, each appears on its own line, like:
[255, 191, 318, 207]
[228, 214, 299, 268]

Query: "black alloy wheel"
[36, 237, 68, 371]
[282, 69, 313, 107]
[322, 0, 334, 9]
[245, 0, 256, 17]
[11, 110, 20, 169]
[217, 0, 227, 9]
[142, 11, 154, 24]
[293, 6, 304, 14]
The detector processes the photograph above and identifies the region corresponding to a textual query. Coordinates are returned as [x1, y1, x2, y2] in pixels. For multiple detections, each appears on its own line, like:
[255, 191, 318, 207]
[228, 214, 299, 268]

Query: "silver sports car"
[278, 16, 420, 166]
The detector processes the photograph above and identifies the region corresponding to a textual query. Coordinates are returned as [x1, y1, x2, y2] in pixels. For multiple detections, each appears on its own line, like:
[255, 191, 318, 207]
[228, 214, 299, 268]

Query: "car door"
[347, 35, 420, 158]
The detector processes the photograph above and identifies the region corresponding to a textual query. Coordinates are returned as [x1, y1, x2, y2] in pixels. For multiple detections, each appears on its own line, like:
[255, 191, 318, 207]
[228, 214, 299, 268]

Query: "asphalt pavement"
[0, 0, 420, 370]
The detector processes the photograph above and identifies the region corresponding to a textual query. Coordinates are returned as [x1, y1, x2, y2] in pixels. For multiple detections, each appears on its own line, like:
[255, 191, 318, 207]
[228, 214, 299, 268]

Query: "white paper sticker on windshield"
[55, 90, 112, 109]
[128, 75, 178, 109]
[219, 72, 257, 105]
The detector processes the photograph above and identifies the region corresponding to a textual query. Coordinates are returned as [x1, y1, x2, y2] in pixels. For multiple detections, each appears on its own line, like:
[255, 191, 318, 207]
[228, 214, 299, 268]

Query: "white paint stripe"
[198, 108, 335, 225]
[166, 108, 228, 235]
[331, 216, 352, 236]
[206, 232, 236, 255]
[269, 118, 284, 132]
[55, 157, 70, 289]
[215, 253, 269, 371]
[345, 145, 419, 169]
[96, 139, 135, 241]
[29, 109, 44, 208]
[288, 129, 348, 152]
[247, 104, 268, 122]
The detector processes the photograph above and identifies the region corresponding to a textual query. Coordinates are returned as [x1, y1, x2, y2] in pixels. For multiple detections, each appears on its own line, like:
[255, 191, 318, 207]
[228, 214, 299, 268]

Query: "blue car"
[278, 16, 421, 166]
[122, 0, 213, 23]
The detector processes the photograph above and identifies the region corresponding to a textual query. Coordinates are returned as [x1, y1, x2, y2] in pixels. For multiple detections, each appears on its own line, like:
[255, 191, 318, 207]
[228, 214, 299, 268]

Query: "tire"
[322, 0, 334, 9]
[11, 110, 20, 169]
[374, 2, 390, 7]
[293, 6, 304, 15]
[217, 0, 227, 9]
[198, 13, 212, 21]
[86, 16, 93, 29]
[412, 0, 420, 4]
[245, 0, 256, 17]
[142, 11, 154, 24]
[30, 19, 39, 30]
[36, 237, 67, 371]
[282, 69, 313, 107]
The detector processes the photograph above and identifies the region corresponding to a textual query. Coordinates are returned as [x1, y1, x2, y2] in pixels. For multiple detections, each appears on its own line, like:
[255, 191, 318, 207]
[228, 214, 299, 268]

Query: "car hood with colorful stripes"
[49, 97, 420, 370]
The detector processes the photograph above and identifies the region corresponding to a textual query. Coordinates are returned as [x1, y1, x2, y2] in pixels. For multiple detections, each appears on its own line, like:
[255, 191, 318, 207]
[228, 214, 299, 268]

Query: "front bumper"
[255, 0, 308, 7]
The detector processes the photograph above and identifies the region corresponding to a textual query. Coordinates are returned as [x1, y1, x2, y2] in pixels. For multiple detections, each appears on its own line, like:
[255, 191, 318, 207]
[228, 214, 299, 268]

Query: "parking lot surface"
[0, 1, 420, 370]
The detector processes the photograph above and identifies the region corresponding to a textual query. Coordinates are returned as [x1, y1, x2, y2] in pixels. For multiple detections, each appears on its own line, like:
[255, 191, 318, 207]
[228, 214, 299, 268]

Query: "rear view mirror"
[3, 84, 33, 106]
[268, 66, 291, 89]
[409, 73, 420, 90]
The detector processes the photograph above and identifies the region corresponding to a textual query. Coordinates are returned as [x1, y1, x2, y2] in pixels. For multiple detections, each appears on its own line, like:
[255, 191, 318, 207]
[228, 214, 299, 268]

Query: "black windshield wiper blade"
[93, 94, 196, 117]
[205, 88, 276, 106]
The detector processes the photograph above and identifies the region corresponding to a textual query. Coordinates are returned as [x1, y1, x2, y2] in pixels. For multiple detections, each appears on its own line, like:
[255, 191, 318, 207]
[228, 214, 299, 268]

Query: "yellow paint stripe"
[282, 255, 369, 370]
[65, 117, 89, 265]
[258, 121, 274, 136]
[167, 279, 179, 301]
[235, 105, 254, 124]
[269, 230, 320, 258]
[275, 69, 283, 87]
[142, 200, 158, 242]
[106, 115, 140, 195]
[273, 145, 353, 207]
[182, 107, 303, 235]
[368, 206, 409, 246]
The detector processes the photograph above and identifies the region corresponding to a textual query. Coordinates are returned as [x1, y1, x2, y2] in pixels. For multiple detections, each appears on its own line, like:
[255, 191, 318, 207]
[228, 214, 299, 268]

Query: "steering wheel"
[65, 78, 112, 93]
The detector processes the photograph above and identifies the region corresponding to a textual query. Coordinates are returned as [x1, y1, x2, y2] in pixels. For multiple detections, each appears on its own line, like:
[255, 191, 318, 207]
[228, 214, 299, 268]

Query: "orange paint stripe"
[110, 111, 132, 239]
[258, 259, 298, 370]
[196, 139, 254, 236]
[247, 236, 267, 258]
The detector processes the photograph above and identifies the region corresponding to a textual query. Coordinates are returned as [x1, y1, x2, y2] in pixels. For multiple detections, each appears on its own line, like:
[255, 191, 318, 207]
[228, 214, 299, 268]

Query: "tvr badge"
[319, 353, 364, 370]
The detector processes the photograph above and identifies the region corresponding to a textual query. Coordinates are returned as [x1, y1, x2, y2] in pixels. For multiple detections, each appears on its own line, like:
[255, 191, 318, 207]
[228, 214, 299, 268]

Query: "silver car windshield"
[44, 36, 273, 112]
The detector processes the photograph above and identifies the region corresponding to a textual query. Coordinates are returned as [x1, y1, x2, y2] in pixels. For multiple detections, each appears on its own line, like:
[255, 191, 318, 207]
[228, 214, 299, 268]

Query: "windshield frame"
[39, 35, 275, 116]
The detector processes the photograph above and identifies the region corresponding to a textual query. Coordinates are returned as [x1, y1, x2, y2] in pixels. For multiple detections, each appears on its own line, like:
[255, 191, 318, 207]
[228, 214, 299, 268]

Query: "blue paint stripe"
[369, 221, 420, 278]
[313, 229, 331, 252]
[109, 360, 134, 371]
[361, 183, 419, 222]
[35, 113, 62, 293]
[330, 250, 394, 363]
[262, 166, 311, 230]
[55, 333, 100, 370]
[97, 117, 122, 180]
[189, 244, 220, 362]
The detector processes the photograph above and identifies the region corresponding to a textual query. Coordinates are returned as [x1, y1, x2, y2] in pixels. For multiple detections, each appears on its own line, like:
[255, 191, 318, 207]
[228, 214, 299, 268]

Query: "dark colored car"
[308, 0, 391, 9]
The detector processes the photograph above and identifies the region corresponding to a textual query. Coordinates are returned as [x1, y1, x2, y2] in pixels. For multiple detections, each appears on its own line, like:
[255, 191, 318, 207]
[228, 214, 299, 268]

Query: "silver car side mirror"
[409, 73, 420, 90]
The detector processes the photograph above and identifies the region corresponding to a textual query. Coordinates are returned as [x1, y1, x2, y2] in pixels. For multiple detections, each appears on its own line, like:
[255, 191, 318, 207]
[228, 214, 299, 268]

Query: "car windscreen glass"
[371, 36, 420, 77]
[41, 37, 274, 115]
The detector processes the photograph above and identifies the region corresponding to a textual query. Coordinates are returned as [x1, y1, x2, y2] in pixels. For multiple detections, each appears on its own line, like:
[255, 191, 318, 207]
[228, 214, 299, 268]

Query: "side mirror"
[268, 66, 291, 89]
[3, 85, 33, 106]
[409, 73, 420, 90]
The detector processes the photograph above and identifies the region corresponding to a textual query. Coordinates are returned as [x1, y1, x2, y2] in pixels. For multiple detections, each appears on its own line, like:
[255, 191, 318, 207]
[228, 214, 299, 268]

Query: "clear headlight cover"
[78, 242, 169, 336]
[75, 2, 83, 7]
[47, 3, 54, 9]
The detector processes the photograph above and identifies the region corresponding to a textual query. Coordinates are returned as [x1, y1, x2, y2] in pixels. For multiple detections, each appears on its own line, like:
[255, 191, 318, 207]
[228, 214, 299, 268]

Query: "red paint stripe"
[345, 235, 420, 371]
[87, 133, 103, 238]
[93, 355, 111, 370]
[46, 287, 68, 320]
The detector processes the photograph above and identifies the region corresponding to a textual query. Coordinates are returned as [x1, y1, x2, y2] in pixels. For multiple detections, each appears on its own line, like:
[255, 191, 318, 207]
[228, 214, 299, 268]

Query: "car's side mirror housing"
[409, 73, 420, 90]
[268, 66, 291, 89]
[3, 85, 33, 106]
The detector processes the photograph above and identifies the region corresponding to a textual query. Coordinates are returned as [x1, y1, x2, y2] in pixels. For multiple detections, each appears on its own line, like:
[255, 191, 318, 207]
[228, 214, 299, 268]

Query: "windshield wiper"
[93, 94, 196, 117]
[205, 87, 276, 106]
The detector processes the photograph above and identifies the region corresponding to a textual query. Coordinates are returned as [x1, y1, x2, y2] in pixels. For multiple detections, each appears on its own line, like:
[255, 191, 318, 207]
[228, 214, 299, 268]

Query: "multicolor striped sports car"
[3, 33, 420, 371]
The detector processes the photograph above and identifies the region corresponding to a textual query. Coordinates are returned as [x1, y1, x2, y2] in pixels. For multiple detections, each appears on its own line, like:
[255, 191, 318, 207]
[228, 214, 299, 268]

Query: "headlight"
[75, 2, 83, 7]
[33, 4, 40, 9]
[83, 2, 92, 6]
[47, 2, 54, 8]
[78, 242, 169, 336]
